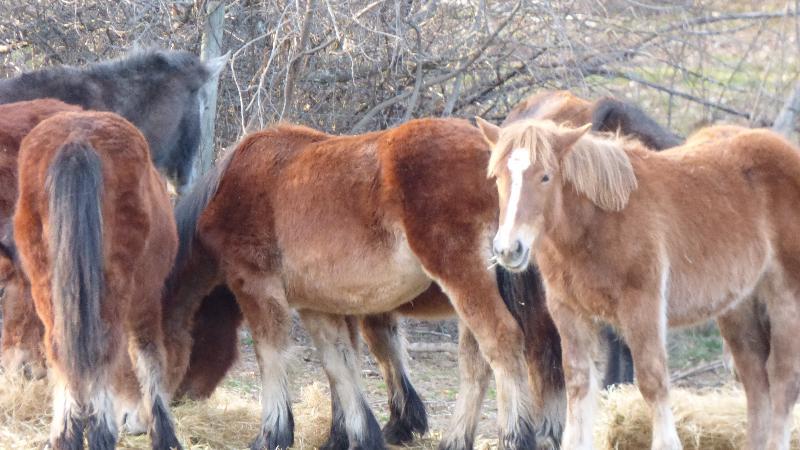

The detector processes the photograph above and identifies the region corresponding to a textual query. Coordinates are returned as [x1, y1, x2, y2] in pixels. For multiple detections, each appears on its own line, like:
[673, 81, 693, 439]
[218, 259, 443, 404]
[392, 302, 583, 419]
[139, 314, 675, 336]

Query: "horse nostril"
[512, 240, 522, 255]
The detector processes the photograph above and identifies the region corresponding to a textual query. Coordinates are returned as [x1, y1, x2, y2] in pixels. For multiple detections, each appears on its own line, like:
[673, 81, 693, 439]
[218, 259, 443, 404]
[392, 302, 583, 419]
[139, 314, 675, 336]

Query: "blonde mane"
[488, 120, 638, 211]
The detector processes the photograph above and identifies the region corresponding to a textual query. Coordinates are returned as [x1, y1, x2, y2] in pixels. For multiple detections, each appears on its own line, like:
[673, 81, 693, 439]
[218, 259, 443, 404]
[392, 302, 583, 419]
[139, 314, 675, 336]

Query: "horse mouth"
[497, 247, 530, 273]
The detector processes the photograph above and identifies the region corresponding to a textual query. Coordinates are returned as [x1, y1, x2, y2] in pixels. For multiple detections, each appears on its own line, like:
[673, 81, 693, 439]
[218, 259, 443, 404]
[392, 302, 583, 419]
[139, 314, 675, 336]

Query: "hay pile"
[6, 372, 799, 449]
[595, 384, 800, 449]
[0, 375, 332, 450]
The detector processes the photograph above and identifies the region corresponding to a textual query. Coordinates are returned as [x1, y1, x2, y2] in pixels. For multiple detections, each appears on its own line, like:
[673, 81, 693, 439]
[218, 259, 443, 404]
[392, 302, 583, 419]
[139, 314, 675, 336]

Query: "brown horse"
[484, 118, 800, 450]
[0, 99, 83, 378]
[163, 118, 546, 450]
[14, 111, 181, 449]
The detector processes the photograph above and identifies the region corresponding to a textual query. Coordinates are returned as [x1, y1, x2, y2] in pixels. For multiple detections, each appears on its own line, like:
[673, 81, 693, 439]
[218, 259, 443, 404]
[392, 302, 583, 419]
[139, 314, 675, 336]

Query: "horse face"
[492, 147, 551, 271]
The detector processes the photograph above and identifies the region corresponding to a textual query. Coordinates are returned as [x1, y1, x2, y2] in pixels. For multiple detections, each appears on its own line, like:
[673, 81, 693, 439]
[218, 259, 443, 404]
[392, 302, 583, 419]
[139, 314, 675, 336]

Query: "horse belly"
[284, 236, 432, 315]
[665, 243, 769, 327]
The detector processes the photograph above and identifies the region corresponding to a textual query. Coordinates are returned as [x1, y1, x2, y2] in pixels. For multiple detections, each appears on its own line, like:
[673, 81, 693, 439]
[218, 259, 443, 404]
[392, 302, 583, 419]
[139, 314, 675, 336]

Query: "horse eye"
[541, 174, 550, 183]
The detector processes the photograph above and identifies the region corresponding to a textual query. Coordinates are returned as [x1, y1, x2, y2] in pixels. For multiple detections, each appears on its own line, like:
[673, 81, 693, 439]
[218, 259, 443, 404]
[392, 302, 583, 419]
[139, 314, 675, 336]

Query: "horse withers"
[14, 111, 181, 449]
[484, 118, 800, 450]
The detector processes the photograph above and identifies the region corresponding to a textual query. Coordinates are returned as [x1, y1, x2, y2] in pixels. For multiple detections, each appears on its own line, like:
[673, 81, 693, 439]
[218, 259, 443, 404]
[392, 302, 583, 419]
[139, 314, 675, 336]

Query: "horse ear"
[204, 51, 230, 82]
[554, 123, 591, 157]
[475, 117, 500, 147]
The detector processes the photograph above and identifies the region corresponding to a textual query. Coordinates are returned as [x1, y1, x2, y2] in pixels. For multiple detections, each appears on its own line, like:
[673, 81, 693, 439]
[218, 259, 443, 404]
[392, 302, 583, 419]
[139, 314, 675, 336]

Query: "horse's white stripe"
[497, 148, 531, 249]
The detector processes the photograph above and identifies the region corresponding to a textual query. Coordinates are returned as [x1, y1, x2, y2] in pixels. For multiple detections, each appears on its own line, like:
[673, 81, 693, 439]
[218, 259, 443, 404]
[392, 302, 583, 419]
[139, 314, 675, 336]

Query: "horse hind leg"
[717, 297, 770, 450]
[361, 313, 428, 445]
[226, 272, 293, 450]
[49, 376, 86, 450]
[1, 274, 47, 380]
[760, 274, 800, 450]
[127, 307, 182, 450]
[86, 386, 117, 450]
[438, 323, 492, 450]
[300, 310, 385, 450]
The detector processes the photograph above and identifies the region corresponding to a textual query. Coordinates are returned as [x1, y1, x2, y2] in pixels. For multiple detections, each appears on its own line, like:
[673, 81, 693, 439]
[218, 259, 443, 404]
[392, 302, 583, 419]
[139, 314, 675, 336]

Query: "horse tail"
[46, 140, 105, 383]
[495, 265, 565, 446]
[592, 97, 683, 150]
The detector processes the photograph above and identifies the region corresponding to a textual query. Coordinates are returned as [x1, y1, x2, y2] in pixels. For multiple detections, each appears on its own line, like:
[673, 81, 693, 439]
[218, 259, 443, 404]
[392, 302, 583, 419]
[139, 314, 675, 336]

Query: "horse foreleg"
[438, 278, 536, 450]
[618, 295, 681, 450]
[438, 323, 491, 450]
[548, 298, 598, 450]
[361, 312, 428, 445]
[227, 271, 294, 450]
[301, 310, 385, 450]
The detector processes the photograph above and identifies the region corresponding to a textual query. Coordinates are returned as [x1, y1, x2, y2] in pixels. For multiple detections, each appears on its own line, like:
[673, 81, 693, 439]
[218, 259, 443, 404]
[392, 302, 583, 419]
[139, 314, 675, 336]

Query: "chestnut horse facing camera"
[483, 118, 800, 450]
[14, 111, 181, 450]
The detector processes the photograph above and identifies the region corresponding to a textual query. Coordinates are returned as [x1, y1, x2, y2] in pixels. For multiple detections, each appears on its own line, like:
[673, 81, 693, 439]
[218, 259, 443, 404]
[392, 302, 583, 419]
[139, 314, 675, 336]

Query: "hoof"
[351, 403, 386, 450]
[384, 375, 428, 445]
[250, 406, 294, 450]
[382, 417, 415, 445]
[500, 416, 536, 450]
[438, 436, 473, 450]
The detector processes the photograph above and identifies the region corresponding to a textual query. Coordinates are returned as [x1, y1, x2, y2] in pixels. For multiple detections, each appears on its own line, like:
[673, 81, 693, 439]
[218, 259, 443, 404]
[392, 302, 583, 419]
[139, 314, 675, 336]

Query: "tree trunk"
[194, 1, 226, 179]
[772, 80, 800, 140]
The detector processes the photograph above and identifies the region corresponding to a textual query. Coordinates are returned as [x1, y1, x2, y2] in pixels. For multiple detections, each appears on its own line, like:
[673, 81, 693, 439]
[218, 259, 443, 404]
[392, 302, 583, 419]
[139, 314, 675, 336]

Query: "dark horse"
[0, 49, 227, 189]
[0, 49, 227, 381]
[14, 111, 182, 449]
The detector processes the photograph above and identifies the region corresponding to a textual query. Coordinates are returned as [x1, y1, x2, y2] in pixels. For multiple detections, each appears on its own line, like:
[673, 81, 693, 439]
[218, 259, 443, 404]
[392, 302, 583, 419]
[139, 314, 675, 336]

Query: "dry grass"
[0, 376, 332, 450]
[596, 384, 800, 449]
[4, 372, 799, 449]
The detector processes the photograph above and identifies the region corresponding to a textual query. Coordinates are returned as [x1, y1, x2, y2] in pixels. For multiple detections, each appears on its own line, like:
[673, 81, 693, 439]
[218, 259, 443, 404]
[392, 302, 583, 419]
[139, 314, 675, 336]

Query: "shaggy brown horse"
[164, 118, 545, 450]
[14, 111, 181, 449]
[0, 99, 83, 378]
[484, 118, 800, 450]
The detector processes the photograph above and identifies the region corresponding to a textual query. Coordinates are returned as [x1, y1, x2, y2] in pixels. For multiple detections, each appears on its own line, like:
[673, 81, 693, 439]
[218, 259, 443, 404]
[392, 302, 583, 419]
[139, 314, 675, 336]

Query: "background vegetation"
[2, 0, 798, 154]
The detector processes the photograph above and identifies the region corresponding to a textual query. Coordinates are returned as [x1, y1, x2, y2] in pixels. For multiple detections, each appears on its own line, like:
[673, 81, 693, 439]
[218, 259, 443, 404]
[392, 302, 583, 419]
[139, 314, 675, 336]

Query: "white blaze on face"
[496, 148, 531, 250]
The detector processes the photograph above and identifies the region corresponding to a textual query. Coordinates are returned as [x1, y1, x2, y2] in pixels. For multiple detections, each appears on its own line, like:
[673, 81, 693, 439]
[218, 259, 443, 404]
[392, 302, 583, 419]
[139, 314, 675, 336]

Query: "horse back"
[503, 90, 593, 126]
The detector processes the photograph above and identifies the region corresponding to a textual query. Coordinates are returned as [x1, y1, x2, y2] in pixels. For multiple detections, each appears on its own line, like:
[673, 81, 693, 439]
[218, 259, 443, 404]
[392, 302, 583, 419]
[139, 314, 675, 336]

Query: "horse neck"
[542, 182, 599, 250]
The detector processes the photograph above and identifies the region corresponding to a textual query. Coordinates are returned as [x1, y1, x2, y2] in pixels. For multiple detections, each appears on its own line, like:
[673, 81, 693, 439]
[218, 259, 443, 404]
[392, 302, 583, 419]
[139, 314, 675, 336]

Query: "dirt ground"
[222, 314, 732, 448]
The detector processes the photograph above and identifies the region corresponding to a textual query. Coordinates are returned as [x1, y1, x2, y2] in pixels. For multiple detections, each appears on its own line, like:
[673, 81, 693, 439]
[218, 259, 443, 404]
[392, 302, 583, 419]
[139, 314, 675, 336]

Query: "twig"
[349, 0, 522, 132]
[670, 359, 725, 382]
[407, 342, 458, 353]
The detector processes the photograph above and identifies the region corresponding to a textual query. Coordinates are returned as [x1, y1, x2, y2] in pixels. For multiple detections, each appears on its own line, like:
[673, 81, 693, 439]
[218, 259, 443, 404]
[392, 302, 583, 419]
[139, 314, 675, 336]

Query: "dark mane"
[0, 48, 223, 189]
[592, 97, 683, 150]
[169, 145, 237, 287]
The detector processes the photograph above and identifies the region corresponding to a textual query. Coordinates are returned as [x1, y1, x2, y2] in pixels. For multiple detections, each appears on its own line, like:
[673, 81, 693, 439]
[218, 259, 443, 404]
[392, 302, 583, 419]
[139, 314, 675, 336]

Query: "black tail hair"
[592, 97, 683, 150]
[46, 141, 105, 382]
[167, 146, 237, 291]
[495, 265, 565, 445]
